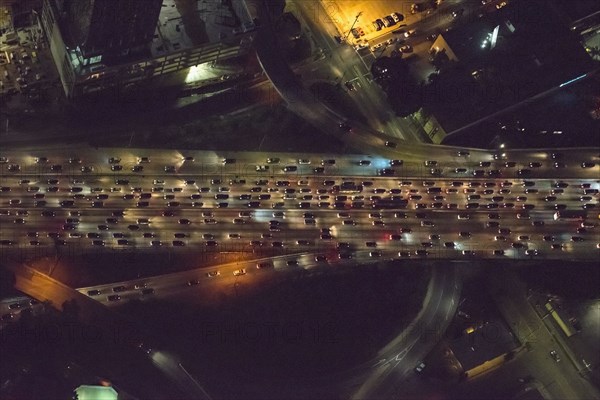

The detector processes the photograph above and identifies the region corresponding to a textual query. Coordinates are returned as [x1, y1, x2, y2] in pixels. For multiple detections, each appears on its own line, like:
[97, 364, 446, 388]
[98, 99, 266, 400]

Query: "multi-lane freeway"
[1, 148, 598, 264]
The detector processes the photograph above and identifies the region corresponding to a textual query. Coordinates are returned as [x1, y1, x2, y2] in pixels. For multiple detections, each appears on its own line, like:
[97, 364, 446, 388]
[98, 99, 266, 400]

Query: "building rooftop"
[426, 0, 596, 134]
[151, 0, 247, 57]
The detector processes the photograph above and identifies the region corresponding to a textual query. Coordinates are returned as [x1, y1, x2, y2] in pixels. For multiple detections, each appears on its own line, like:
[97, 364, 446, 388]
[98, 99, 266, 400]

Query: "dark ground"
[117, 262, 430, 400]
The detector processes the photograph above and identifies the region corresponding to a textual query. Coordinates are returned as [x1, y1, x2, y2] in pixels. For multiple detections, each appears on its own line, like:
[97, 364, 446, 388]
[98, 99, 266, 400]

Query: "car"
[518, 169, 531, 176]
[550, 350, 561, 363]
[581, 162, 595, 168]
[187, 279, 200, 286]
[372, 19, 385, 31]
[358, 160, 372, 166]
[112, 285, 127, 293]
[385, 141, 397, 148]
[384, 15, 397, 26]
[140, 288, 155, 296]
[173, 240, 185, 246]
[377, 168, 396, 176]
[493, 250, 505, 256]
[391, 12, 404, 22]
[399, 45, 413, 53]
[87, 289, 101, 296]
[452, 8, 464, 18]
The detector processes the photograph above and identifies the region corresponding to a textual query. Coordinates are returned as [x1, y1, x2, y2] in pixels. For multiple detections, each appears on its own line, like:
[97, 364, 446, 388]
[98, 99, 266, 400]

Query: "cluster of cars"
[0, 48, 44, 95]
[1, 152, 598, 255]
[86, 283, 154, 302]
[1, 298, 40, 323]
[372, 13, 404, 31]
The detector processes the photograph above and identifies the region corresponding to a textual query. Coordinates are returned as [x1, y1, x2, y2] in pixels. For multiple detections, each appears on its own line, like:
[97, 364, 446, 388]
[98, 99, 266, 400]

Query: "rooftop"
[151, 0, 246, 57]
[426, 0, 596, 134]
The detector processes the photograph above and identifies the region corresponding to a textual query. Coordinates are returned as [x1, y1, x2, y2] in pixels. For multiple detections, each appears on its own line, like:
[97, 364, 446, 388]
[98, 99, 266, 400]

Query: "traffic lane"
[292, 1, 419, 142]
[3, 210, 597, 242]
[77, 250, 392, 306]
[2, 208, 598, 255]
[352, 265, 460, 399]
[2, 177, 597, 208]
[2, 147, 599, 177]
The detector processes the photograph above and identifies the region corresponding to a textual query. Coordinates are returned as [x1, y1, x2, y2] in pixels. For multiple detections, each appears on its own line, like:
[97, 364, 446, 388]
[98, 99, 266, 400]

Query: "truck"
[333, 181, 363, 194]
[553, 210, 587, 220]
[545, 302, 578, 337]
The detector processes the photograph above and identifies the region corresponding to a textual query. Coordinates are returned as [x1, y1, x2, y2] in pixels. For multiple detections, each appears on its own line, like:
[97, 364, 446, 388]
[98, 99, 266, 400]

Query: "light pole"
[344, 12, 363, 42]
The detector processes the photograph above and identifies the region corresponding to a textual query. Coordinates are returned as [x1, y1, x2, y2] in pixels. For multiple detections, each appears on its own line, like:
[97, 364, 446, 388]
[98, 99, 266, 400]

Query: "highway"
[0, 1, 598, 397]
[0, 148, 596, 271]
[0, 147, 598, 265]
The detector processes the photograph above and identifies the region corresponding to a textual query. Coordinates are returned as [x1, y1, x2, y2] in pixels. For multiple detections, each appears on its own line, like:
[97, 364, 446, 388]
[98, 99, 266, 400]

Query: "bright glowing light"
[500, 143, 505, 149]
[185, 63, 220, 84]
[559, 74, 587, 88]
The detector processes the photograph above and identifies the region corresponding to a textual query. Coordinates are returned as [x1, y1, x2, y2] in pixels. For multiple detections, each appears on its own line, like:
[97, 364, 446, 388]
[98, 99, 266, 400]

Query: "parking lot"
[0, 25, 60, 109]
[322, 0, 428, 46]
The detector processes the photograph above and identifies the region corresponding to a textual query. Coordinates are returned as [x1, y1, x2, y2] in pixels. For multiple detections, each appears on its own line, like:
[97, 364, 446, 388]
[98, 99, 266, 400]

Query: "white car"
[371, 43, 384, 52]
[391, 12, 403, 22]
[415, 362, 426, 373]
[233, 269, 246, 276]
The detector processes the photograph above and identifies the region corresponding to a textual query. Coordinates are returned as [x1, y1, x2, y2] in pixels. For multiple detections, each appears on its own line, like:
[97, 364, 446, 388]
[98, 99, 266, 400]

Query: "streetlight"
[345, 11, 363, 42]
